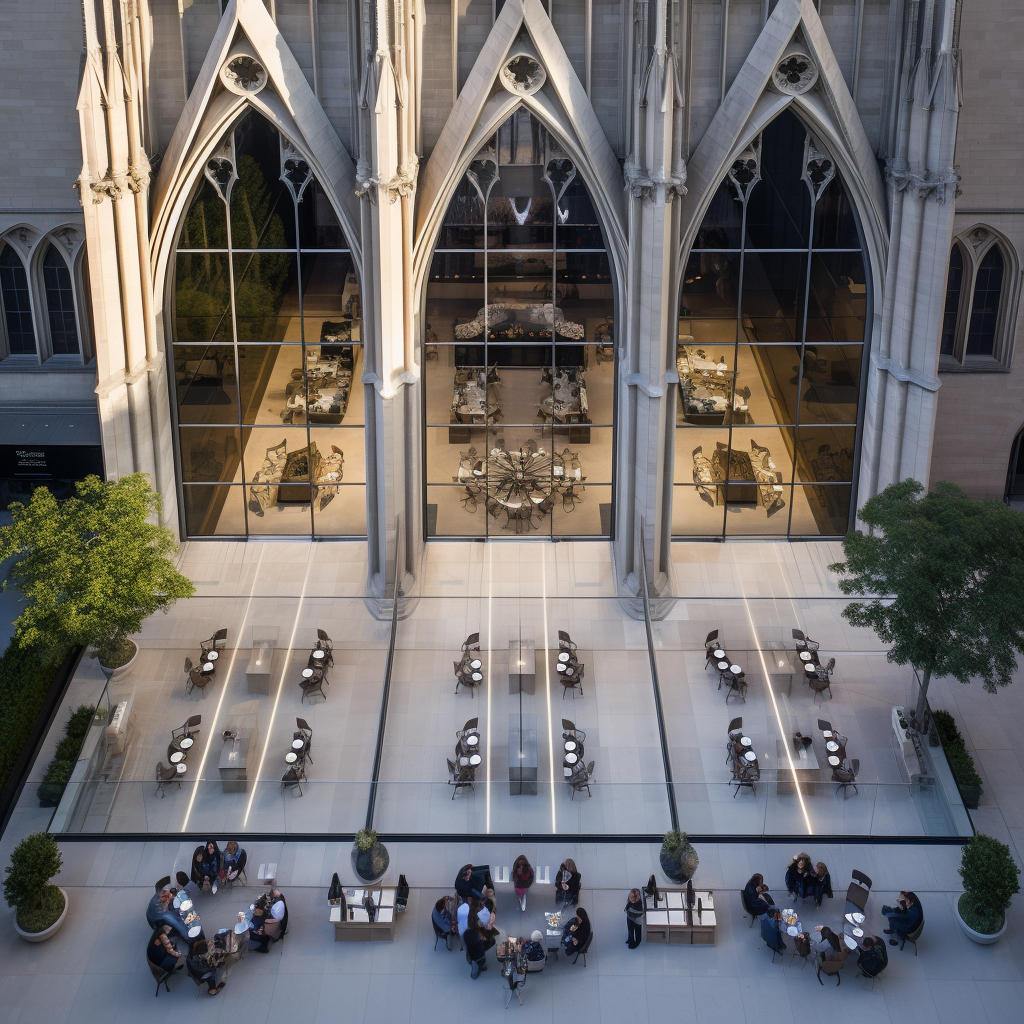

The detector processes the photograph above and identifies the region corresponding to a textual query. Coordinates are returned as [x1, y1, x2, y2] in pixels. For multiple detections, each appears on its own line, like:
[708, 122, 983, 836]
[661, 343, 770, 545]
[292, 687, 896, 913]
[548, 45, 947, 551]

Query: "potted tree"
[351, 828, 389, 883]
[954, 833, 1020, 945]
[5, 832, 67, 942]
[0, 474, 194, 678]
[659, 830, 699, 884]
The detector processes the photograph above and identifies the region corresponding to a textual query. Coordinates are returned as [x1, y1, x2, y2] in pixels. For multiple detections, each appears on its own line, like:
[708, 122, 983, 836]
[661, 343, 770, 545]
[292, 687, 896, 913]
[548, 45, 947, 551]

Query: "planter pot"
[13, 887, 68, 943]
[660, 844, 699, 884]
[99, 641, 139, 681]
[957, 783, 983, 810]
[352, 842, 389, 883]
[954, 895, 1007, 945]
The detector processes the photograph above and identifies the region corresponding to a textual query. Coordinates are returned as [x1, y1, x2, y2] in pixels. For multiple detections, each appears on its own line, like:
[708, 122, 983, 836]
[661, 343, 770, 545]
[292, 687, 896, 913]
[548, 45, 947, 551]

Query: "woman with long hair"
[512, 854, 534, 911]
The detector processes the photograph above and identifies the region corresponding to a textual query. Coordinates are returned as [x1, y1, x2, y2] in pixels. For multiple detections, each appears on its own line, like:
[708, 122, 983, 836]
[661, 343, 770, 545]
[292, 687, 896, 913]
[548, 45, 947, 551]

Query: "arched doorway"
[170, 110, 366, 538]
[672, 109, 870, 538]
[422, 110, 615, 538]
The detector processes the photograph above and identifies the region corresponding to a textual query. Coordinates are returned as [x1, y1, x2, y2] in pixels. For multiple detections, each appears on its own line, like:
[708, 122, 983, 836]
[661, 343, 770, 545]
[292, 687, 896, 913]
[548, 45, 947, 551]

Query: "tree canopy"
[829, 480, 1024, 710]
[0, 473, 195, 659]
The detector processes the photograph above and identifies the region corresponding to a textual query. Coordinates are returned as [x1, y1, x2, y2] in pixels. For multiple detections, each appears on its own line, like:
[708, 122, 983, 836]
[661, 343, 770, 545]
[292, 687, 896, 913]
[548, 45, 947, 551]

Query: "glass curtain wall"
[172, 111, 365, 537]
[673, 110, 868, 538]
[424, 110, 615, 538]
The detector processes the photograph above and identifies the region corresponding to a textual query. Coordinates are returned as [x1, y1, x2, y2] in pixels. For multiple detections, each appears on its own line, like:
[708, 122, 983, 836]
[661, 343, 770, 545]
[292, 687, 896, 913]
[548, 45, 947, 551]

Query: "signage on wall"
[0, 445, 104, 480]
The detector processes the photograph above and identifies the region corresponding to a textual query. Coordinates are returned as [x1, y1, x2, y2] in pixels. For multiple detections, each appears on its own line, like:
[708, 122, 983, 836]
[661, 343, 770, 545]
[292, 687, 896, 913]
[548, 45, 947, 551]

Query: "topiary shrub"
[933, 708, 984, 808]
[35, 704, 97, 807]
[959, 833, 1021, 934]
[64, 704, 95, 741]
[36, 759, 76, 808]
[4, 832, 64, 933]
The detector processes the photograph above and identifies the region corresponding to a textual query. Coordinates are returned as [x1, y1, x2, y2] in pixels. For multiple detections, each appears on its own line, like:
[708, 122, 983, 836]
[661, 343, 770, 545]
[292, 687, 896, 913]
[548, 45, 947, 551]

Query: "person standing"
[512, 855, 534, 911]
[555, 858, 581, 907]
[624, 888, 644, 949]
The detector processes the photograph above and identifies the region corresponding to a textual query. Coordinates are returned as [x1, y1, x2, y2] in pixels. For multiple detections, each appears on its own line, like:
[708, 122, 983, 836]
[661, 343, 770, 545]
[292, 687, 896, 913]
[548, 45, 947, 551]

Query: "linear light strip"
[181, 545, 266, 831]
[485, 545, 493, 834]
[540, 544, 556, 833]
[242, 548, 315, 827]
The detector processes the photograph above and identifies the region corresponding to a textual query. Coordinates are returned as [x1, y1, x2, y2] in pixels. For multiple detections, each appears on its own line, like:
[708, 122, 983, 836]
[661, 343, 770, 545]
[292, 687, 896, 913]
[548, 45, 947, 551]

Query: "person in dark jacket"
[512, 855, 534, 911]
[455, 864, 493, 902]
[882, 891, 923, 945]
[808, 861, 833, 909]
[784, 853, 813, 899]
[562, 907, 591, 954]
[555, 859, 581, 907]
[857, 935, 889, 977]
[624, 888, 644, 949]
[464, 909, 489, 979]
[186, 938, 226, 995]
[759, 908, 786, 953]
[147, 925, 181, 974]
[742, 873, 775, 919]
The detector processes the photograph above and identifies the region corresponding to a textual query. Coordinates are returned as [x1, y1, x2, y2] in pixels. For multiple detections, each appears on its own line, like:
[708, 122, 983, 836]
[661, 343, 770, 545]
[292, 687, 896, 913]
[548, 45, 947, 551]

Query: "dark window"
[966, 246, 1004, 356]
[0, 244, 36, 355]
[940, 245, 964, 356]
[42, 245, 79, 355]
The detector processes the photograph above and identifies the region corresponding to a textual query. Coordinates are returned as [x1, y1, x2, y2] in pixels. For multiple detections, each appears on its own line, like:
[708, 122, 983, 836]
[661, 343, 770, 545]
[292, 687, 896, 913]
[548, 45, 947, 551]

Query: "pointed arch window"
[940, 229, 1019, 369]
[42, 245, 80, 355]
[673, 109, 870, 540]
[170, 109, 364, 539]
[423, 109, 615, 538]
[0, 243, 36, 356]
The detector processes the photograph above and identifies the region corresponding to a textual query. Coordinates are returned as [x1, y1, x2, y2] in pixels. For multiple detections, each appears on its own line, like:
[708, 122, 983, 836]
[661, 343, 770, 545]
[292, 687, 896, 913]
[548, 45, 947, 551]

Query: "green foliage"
[931, 708, 984, 803]
[35, 704, 96, 807]
[0, 473, 194, 659]
[829, 480, 1024, 701]
[36, 760, 75, 808]
[932, 709, 958, 745]
[354, 828, 377, 852]
[64, 704, 95, 741]
[15, 884, 64, 933]
[54, 737, 80, 764]
[0, 639, 66, 791]
[4, 832, 62, 910]
[662, 829, 689, 854]
[957, 892, 1004, 935]
[959, 834, 1021, 920]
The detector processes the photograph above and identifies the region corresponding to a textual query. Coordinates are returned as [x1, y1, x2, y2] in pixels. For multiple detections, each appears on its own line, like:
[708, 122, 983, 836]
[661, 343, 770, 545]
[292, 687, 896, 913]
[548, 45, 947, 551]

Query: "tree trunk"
[915, 665, 933, 727]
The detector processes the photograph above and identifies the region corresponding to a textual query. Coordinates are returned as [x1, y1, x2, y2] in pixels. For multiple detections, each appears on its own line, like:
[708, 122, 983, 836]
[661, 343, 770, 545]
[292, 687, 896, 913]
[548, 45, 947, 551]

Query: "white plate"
[558, 652, 570, 663]
[179, 898, 193, 912]
[188, 925, 202, 939]
[827, 741, 839, 752]
[713, 649, 725, 659]
[170, 751, 184, 763]
[175, 763, 187, 774]
[844, 935, 857, 950]
[301, 668, 314, 678]
[179, 737, 194, 749]
[730, 665, 742, 675]
[472, 672, 482, 681]
[469, 754, 481, 766]
[207, 650, 219, 661]
[470, 660, 482, 670]
[717, 661, 729, 670]
[740, 736, 752, 747]
[465, 734, 479, 746]
[565, 753, 578, 765]
[804, 663, 817, 673]
[822, 730, 833, 739]
[564, 740, 577, 752]
[851, 926, 864, 937]
[787, 926, 799, 936]
[828, 755, 840, 766]
[799, 651, 812, 661]
[847, 912, 865, 925]
[285, 752, 297, 763]
[744, 751, 757, 762]
[313, 650, 325, 659]
[203, 663, 214, 673]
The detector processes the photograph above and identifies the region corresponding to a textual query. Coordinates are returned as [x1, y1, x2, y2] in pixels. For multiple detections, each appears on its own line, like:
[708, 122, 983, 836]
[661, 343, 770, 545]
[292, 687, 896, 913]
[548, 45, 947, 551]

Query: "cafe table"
[172, 892, 203, 939]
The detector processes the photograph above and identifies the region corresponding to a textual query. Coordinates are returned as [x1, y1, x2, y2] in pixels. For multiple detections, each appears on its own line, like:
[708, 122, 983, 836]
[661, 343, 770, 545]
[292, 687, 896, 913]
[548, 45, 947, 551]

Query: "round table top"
[301, 667, 314, 678]
[786, 925, 800, 937]
[845, 912, 865, 925]
[292, 738, 305, 749]
[234, 921, 248, 935]
[459, 756, 470, 767]
[170, 751, 184, 764]
[469, 659, 482, 670]
[179, 736, 194, 749]
[203, 663, 214, 673]
[188, 925, 202, 939]
[740, 736, 752, 747]
[556, 663, 566, 673]
[469, 754, 482, 766]
[804, 663, 817, 673]
[472, 672, 483, 682]
[717, 660, 729, 671]
[712, 649, 725, 659]
[565, 752, 578, 765]
[558, 651, 570, 663]
[828, 755, 840, 766]
[730, 664, 742, 675]
[207, 650, 219, 661]
[563, 667, 575, 677]
[465, 733, 479, 747]
[175, 763, 187, 774]
[564, 740, 577, 752]
[285, 751, 298, 764]
[826, 741, 839, 752]
[822, 730, 833, 739]
[312, 649, 325, 659]
[799, 651, 813, 661]
[743, 750, 757, 762]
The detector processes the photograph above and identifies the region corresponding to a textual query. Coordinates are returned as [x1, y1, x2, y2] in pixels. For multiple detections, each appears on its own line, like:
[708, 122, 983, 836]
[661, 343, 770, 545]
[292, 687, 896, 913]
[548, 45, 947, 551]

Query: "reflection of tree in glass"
[174, 253, 231, 341]
[180, 179, 228, 248]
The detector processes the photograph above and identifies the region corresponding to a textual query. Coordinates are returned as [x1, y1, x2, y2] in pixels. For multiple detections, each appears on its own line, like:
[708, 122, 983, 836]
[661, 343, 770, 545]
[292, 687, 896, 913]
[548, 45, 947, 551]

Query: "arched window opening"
[0, 244, 36, 356]
[966, 246, 1004, 357]
[42, 245, 80, 355]
[674, 109, 869, 539]
[171, 109, 364, 538]
[423, 109, 615, 538]
[940, 244, 965, 356]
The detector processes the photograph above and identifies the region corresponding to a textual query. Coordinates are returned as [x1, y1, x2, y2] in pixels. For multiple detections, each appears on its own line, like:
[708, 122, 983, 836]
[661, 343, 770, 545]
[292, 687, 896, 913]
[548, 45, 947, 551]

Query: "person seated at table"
[881, 891, 922, 945]
[555, 859, 581, 907]
[263, 888, 288, 939]
[512, 854, 534, 910]
[455, 864, 493, 902]
[759, 908, 786, 953]
[146, 924, 182, 974]
[248, 904, 272, 953]
[186, 938, 226, 996]
[524, 930, 547, 967]
[561, 907, 591, 955]
[811, 925, 844, 965]
[463, 914, 489, 980]
[456, 896, 480, 937]
[190, 842, 221, 892]
[785, 852, 813, 899]
[742, 873, 775, 918]
[147, 888, 190, 940]
[807, 861, 833, 910]
[857, 935, 888, 977]
[219, 840, 246, 883]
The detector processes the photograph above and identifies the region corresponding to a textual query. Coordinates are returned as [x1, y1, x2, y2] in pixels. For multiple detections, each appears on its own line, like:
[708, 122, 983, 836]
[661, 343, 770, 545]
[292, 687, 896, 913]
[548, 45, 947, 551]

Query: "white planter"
[954, 896, 1007, 945]
[13, 887, 68, 943]
[99, 642, 139, 681]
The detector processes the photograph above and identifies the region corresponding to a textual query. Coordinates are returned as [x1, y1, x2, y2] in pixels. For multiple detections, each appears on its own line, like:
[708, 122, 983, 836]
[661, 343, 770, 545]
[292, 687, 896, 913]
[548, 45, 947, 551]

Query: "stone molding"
[884, 159, 961, 204]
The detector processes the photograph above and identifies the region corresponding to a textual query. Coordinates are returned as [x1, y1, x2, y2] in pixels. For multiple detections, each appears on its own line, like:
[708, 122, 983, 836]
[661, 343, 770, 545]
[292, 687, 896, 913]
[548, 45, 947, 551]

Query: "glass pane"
[730, 426, 795, 483]
[173, 345, 238, 424]
[681, 251, 738, 318]
[301, 342, 363, 426]
[439, 174, 487, 248]
[178, 426, 242, 482]
[723, 481, 791, 535]
[182, 485, 246, 536]
[242, 428, 313, 531]
[426, 426, 481, 484]
[966, 246, 1004, 356]
[298, 178, 347, 248]
[42, 246, 80, 354]
[230, 112, 296, 249]
[308, 425, 364, 483]
[556, 176, 604, 249]
[235, 344, 297, 424]
[179, 177, 228, 249]
[313, 483, 366, 536]
[672, 484, 726, 536]
[736, 345, 800, 424]
[175, 252, 232, 342]
[745, 109, 811, 249]
[424, 348, 462, 424]
[940, 245, 964, 356]
[426, 485, 487, 537]
[552, 482, 610, 537]
[552, 425, 611, 483]
[233, 253, 298, 342]
[300, 252, 358, 318]
[806, 252, 867, 345]
[813, 178, 860, 249]
[795, 426, 856, 482]
[0, 244, 36, 354]
[799, 345, 862, 424]
[741, 251, 806, 337]
[692, 178, 744, 250]
[676, 347, 738, 427]
[790, 484, 851, 536]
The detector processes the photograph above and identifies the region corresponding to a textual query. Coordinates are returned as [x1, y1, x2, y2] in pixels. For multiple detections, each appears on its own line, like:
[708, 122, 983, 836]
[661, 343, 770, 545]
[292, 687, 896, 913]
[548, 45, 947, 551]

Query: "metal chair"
[570, 761, 594, 799]
[282, 762, 306, 796]
[300, 668, 327, 704]
[188, 668, 210, 699]
[561, 719, 586, 744]
[175, 870, 190, 889]
[724, 672, 747, 704]
[727, 716, 743, 738]
[149, 957, 183, 997]
[731, 761, 758, 797]
[456, 717, 479, 741]
[809, 674, 832, 703]
[448, 758, 475, 799]
[182, 657, 193, 695]
[462, 632, 481, 652]
[844, 874, 871, 915]
[561, 663, 584, 699]
[704, 629, 719, 649]
[792, 627, 819, 652]
[833, 758, 860, 798]
[816, 950, 848, 986]
[898, 917, 923, 954]
[201, 627, 228, 657]
[570, 929, 593, 965]
[296, 718, 313, 763]
[557, 630, 577, 653]
[155, 762, 179, 797]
